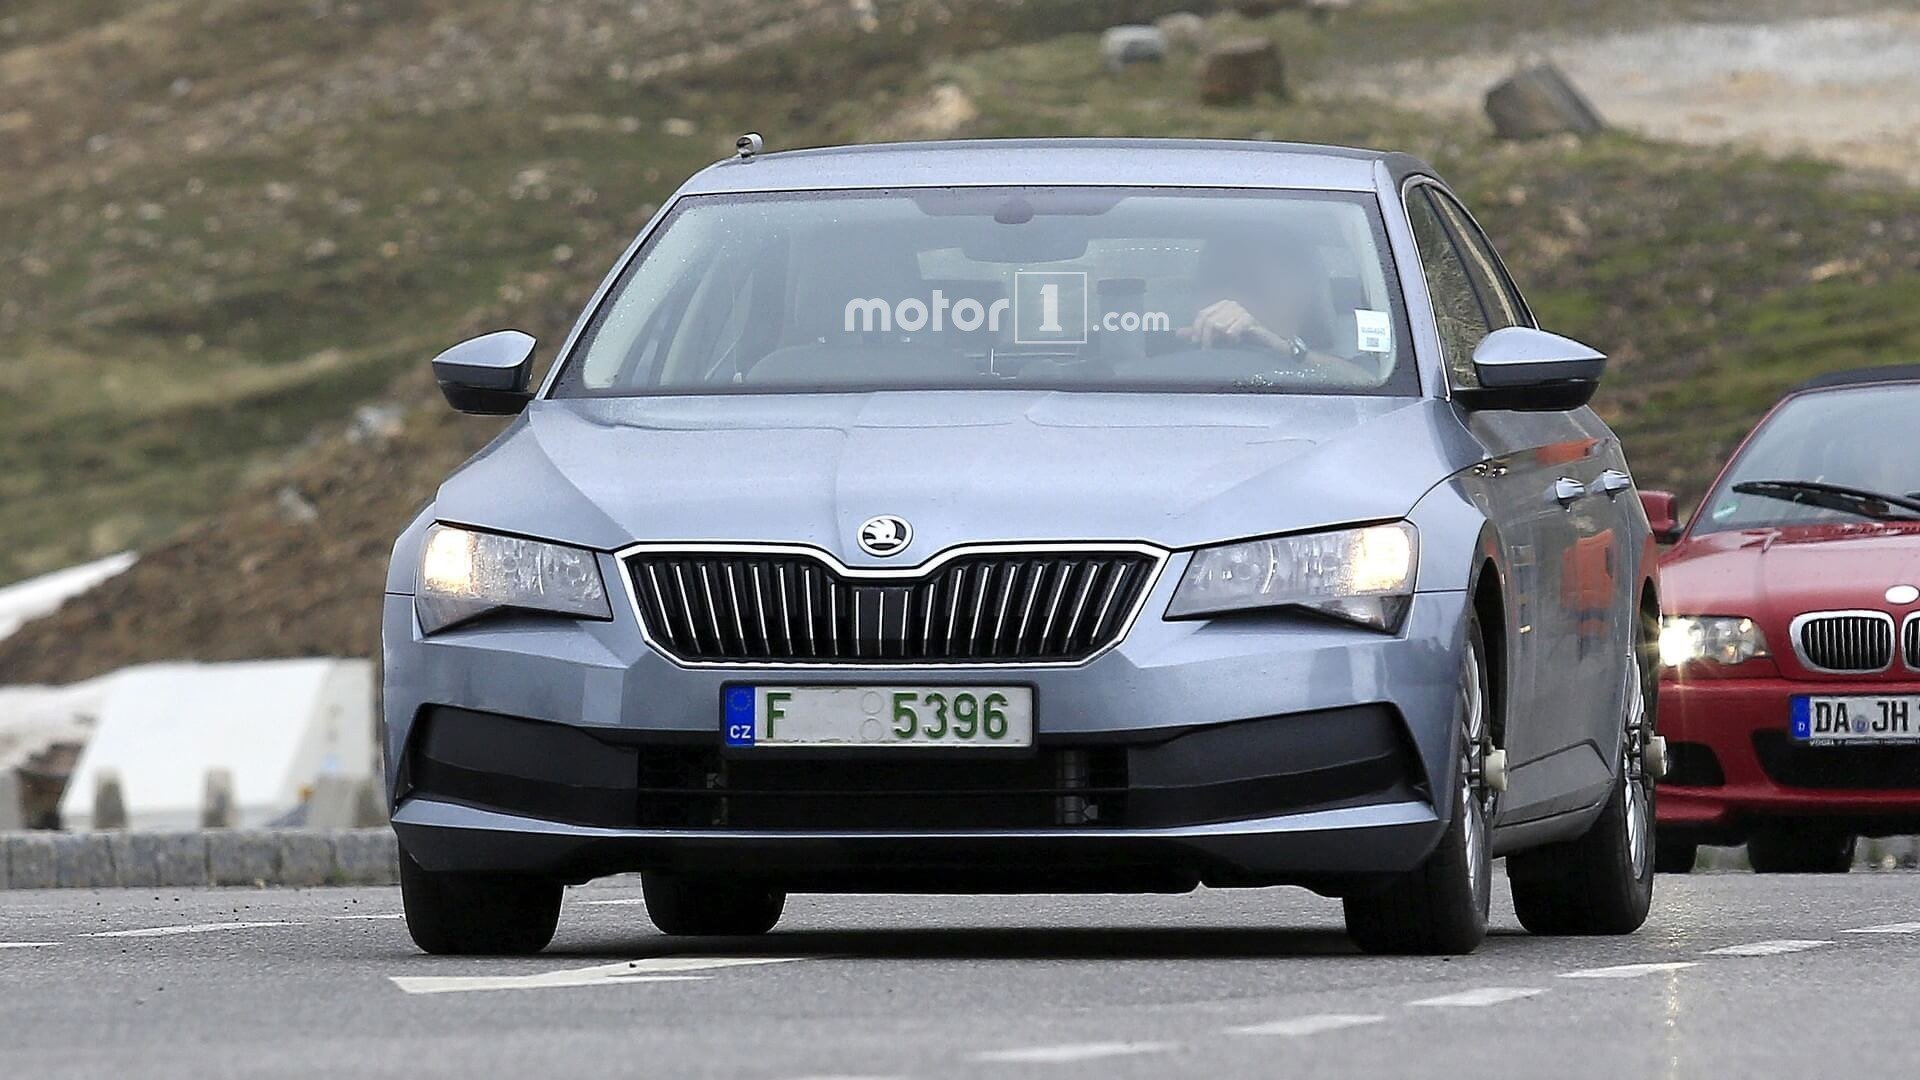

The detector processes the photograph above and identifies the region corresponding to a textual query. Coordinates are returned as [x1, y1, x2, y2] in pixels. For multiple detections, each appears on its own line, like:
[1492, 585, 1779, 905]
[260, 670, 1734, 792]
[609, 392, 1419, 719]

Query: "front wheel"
[1343, 612, 1493, 956]
[1508, 641, 1655, 935]
[399, 846, 562, 955]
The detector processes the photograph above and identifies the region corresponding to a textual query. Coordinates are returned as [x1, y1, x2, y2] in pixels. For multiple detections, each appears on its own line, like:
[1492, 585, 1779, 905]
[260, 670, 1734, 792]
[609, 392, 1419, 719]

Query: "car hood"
[1661, 523, 1920, 619]
[434, 391, 1472, 562]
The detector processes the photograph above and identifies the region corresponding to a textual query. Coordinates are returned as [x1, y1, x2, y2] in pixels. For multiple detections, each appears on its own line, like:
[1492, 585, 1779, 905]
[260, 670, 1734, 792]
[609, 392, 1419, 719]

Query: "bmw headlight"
[415, 523, 611, 634]
[1168, 522, 1418, 630]
[1658, 615, 1768, 667]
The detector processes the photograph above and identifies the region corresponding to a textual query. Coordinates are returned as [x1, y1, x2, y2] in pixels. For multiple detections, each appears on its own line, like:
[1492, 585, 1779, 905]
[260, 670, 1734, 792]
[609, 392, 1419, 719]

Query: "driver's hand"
[1180, 300, 1289, 351]
[1180, 300, 1259, 348]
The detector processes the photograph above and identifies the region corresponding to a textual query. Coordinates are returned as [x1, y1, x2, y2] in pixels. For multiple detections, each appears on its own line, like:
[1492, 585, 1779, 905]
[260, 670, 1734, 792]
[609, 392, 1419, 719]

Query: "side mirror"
[1456, 327, 1606, 412]
[431, 330, 536, 415]
[1640, 490, 1684, 545]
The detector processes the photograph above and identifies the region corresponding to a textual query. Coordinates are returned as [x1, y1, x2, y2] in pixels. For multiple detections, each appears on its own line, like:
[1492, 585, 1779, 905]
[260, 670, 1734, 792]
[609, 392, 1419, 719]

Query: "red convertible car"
[1652, 366, 1920, 873]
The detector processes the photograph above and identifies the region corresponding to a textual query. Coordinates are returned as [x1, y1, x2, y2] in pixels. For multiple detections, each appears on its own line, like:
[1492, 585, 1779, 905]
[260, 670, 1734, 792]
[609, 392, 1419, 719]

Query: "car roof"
[676, 137, 1433, 196]
[1790, 364, 1920, 394]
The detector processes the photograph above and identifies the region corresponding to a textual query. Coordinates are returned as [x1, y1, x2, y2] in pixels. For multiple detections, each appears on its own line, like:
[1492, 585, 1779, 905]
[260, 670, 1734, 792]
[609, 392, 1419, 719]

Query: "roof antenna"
[735, 131, 763, 160]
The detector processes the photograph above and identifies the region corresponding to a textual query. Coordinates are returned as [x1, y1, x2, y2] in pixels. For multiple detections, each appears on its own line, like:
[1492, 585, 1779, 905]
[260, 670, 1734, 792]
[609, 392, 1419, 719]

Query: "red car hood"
[1661, 522, 1920, 677]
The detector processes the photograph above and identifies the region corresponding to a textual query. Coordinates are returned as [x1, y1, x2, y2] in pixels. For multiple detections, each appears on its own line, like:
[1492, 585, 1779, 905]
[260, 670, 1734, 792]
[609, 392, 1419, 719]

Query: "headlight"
[415, 524, 611, 634]
[1658, 615, 1768, 667]
[1168, 522, 1417, 630]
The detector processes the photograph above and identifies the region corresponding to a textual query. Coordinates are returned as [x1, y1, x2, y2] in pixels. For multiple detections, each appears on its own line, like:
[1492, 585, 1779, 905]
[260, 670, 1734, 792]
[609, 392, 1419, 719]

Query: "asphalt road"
[3, 871, 1916, 1079]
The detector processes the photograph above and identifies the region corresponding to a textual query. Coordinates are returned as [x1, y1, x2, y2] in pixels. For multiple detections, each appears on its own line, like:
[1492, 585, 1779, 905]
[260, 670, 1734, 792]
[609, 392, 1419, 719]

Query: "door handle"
[1552, 477, 1587, 506]
[1597, 469, 1632, 497]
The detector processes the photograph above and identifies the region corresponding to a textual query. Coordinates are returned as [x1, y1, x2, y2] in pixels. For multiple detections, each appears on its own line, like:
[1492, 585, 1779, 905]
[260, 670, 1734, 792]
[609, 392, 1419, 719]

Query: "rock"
[1484, 62, 1606, 140]
[1154, 13, 1209, 51]
[6, 834, 57, 889]
[208, 830, 279, 886]
[1306, 0, 1359, 18]
[1102, 25, 1168, 73]
[53, 833, 115, 888]
[93, 769, 128, 830]
[1200, 38, 1288, 105]
[345, 403, 405, 444]
[275, 485, 319, 525]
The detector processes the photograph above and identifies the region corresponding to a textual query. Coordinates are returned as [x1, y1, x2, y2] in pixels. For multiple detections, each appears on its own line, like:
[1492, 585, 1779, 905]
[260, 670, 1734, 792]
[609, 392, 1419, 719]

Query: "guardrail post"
[93, 769, 128, 831]
[201, 768, 236, 829]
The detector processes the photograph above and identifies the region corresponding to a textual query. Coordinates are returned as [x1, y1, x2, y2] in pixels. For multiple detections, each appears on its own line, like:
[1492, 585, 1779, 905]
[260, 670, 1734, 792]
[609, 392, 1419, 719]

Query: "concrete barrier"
[2, 829, 399, 889]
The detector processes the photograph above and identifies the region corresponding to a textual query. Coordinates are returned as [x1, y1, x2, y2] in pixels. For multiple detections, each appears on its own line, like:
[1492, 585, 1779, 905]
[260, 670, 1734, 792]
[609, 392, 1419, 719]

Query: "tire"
[1654, 834, 1698, 874]
[1343, 612, 1493, 956]
[643, 872, 786, 936]
[1747, 827, 1856, 874]
[399, 846, 562, 956]
[1508, 637, 1656, 936]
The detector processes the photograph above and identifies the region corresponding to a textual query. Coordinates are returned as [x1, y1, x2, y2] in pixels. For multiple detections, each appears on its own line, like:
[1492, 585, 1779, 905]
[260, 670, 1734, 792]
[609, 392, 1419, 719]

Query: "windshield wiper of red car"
[1731, 479, 1920, 522]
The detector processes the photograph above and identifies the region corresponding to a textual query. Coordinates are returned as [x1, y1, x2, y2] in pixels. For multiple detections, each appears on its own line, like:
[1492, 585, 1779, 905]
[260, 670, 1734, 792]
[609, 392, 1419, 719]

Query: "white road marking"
[1230, 1014, 1386, 1037]
[1409, 987, 1547, 1008]
[390, 954, 814, 995]
[84, 921, 295, 939]
[327, 913, 405, 920]
[1560, 962, 1698, 979]
[1706, 939, 1833, 957]
[581, 898, 650, 906]
[973, 1042, 1177, 1064]
[1843, 922, 1920, 935]
[0, 942, 60, 949]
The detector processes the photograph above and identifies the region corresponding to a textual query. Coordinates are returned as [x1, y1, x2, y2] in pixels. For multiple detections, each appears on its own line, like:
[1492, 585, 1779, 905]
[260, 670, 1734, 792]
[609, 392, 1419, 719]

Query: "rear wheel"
[399, 846, 562, 956]
[1508, 637, 1656, 935]
[1343, 613, 1493, 956]
[643, 872, 786, 936]
[1747, 827, 1856, 874]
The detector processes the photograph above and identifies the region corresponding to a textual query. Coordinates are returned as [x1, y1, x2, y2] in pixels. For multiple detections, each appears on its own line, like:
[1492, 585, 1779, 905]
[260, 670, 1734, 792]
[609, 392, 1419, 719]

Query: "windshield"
[550, 187, 1417, 398]
[1697, 384, 1920, 533]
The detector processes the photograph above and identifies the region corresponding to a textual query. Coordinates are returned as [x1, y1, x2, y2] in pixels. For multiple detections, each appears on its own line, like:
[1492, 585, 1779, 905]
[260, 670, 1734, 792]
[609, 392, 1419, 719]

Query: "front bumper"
[381, 564, 1470, 888]
[1657, 674, 1920, 841]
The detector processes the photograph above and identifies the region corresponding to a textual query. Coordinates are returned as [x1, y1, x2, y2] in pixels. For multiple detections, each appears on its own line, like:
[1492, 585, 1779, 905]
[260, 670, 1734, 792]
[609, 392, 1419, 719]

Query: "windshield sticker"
[1355, 309, 1393, 353]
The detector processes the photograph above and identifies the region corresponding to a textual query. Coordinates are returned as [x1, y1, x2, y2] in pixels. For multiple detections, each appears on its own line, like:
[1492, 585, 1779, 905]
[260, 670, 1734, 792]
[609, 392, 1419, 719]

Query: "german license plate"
[722, 686, 1033, 748]
[1792, 695, 1920, 744]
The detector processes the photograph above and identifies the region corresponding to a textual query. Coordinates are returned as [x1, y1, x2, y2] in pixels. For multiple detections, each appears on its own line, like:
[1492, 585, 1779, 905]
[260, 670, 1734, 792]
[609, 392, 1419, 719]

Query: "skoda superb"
[383, 138, 1663, 956]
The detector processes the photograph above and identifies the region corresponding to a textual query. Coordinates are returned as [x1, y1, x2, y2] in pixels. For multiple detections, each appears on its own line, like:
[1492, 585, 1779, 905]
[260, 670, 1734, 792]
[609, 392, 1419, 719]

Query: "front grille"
[1906, 615, 1920, 669]
[627, 548, 1160, 664]
[1795, 612, 1894, 672]
[1753, 731, 1920, 791]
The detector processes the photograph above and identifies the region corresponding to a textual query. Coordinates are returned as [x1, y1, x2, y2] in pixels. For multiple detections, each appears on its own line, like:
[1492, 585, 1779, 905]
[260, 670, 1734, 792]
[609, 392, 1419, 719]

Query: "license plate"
[722, 686, 1033, 748]
[1792, 695, 1920, 744]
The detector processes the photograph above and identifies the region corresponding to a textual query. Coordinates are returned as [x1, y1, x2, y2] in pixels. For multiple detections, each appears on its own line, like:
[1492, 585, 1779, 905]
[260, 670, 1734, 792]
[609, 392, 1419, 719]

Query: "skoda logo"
[858, 515, 913, 557]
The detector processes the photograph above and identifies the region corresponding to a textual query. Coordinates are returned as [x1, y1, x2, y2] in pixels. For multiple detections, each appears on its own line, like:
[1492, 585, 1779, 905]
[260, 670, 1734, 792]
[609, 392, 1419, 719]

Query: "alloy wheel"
[1459, 635, 1494, 911]
[1621, 646, 1653, 881]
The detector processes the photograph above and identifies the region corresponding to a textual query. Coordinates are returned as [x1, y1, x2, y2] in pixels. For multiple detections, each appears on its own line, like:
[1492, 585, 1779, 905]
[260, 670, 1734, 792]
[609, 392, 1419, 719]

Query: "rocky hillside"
[6, 0, 1920, 684]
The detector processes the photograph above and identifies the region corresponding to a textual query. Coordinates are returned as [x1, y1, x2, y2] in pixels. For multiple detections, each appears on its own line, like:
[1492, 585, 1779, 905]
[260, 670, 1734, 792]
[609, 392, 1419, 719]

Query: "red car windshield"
[1697, 383, 1920, 533]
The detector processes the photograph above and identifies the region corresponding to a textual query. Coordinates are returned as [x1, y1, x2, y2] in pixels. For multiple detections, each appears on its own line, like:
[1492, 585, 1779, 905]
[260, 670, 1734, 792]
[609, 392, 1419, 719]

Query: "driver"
[1179, 237, 1373, 380]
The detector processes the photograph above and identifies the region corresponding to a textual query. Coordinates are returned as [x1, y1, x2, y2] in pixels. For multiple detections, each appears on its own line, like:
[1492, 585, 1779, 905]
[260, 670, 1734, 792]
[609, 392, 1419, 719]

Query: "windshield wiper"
[1731, 479, 1920, 522]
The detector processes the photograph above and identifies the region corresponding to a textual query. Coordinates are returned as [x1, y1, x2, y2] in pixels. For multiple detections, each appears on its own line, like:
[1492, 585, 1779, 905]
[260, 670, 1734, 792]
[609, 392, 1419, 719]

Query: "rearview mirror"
[1456, 327, 1606, 411]
[1640, 490, 1684, 544]
[432, 330, 536, 415]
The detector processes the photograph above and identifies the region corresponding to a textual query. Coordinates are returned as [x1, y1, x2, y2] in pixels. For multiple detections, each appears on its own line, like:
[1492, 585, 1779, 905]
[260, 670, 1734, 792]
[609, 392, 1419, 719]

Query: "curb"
[1, 828, 398, 889]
